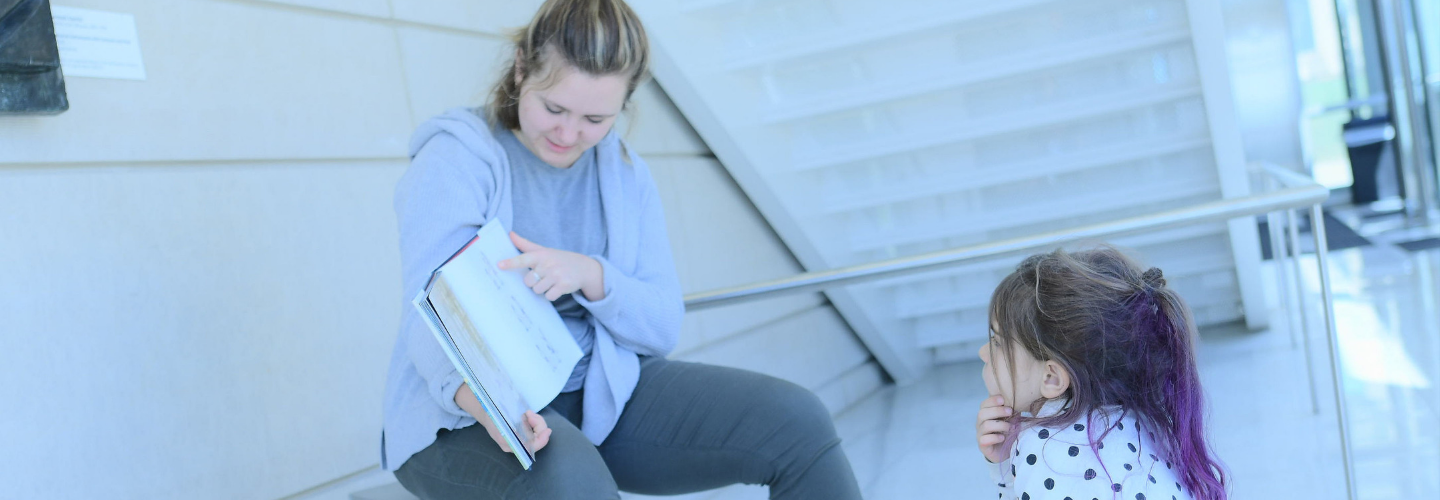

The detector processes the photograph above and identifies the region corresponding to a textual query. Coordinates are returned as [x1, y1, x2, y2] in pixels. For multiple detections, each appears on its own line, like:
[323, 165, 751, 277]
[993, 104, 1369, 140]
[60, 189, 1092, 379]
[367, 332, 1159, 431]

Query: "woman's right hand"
[455, 383, 552, 454]
[976, 395, 1013, 464]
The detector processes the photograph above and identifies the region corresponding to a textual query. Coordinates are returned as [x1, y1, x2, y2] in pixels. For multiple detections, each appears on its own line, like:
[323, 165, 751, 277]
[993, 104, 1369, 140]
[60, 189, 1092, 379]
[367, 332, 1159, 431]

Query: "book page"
[437, 221, 583, 412]
[428, 280, 536, 452]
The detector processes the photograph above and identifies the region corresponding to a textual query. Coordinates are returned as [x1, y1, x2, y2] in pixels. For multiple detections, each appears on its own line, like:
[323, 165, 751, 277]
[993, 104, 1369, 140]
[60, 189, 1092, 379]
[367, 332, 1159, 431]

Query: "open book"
[412, 221, 583, 470]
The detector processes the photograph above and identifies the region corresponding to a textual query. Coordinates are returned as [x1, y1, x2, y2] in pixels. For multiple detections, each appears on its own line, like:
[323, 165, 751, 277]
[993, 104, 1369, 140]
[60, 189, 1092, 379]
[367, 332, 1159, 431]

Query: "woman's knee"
[753, 376, 840, 444]
[395, 415, 618, 500]
[744, 375, 852, 490]
[506, 412, 619, 499]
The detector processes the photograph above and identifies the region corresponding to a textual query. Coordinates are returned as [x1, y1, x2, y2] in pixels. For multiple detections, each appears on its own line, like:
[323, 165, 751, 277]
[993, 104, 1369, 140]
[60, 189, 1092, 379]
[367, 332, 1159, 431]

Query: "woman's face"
[514, 57, 630, 169]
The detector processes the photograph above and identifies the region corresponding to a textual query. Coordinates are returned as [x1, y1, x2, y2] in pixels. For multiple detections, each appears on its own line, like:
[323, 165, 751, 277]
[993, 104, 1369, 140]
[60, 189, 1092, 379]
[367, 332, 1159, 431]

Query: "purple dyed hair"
[987, 247, 1228, 499]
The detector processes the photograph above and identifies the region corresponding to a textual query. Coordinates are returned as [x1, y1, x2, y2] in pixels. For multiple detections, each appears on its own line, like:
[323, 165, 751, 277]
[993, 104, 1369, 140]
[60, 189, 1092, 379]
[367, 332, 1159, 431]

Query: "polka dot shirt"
[990, 399, 1191, 500]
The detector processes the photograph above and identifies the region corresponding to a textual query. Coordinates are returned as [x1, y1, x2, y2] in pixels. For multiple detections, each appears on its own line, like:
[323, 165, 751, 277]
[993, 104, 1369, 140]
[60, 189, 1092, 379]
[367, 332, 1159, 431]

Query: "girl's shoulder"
[1015, 406, 1132, 458]
[1007, 402, 1190, 499]
[1016, 400, 1145, 455]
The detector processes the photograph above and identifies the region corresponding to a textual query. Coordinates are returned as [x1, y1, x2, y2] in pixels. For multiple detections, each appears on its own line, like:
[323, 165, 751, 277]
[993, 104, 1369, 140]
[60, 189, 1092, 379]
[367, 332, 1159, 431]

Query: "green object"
[0, 0, 68, 115]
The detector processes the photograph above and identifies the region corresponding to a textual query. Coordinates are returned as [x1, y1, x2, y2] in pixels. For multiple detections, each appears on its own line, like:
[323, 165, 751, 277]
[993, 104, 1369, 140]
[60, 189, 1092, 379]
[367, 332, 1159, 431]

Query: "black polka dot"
[1064, 498, 1073, 500]
[1176, 482, 1182, 490]
[1149, 475, 1156, 483]
[1010, 464, 1016, 476]
[1137, 494, 1146, 500]
[1074, 423, 1085, 431]
[1068, 446, 1080, 456]
[1026, 454, 1037, 465]
[1118, 422, 1125, 430]
[1084, 469, 1097, 480]
[1097, 441, 1105, 449]
[1150, 453, 1158, 461]
[1124, 463, 1133, 471]
[1165, 461, 1172, 469]
[998, 483, 1006, 488]
[1022, 493, 1030, 500]
[1045, 478, 1055, 490]
[1016, 448, 1021, 457]
[1127, 442, 1138, 453]
[1038, 429, 1050, 439]
[1112, 483, 1122, 492]
[997, 494, 1002, 499]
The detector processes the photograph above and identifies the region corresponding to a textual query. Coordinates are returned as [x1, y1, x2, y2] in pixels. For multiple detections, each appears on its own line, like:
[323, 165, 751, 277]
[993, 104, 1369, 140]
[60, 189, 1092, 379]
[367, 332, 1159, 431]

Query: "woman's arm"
[572, 154, 684, 357]
[395, 135, 493, 418]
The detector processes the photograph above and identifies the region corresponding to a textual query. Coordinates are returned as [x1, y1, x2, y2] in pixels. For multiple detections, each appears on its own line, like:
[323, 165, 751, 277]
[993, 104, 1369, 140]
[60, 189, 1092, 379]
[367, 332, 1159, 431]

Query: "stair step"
[349, 483, 417, 500]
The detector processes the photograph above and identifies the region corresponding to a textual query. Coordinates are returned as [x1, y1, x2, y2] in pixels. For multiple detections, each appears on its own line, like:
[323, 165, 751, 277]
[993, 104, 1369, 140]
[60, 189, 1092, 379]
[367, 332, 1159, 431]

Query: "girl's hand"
[498, 232, 605, 302]
[976, 395, 1014, 464]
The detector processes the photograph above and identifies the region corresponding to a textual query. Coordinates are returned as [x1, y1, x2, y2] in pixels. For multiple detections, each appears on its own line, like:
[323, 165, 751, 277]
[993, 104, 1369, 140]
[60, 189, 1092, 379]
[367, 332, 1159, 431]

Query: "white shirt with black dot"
[989, 399, 1192, 500]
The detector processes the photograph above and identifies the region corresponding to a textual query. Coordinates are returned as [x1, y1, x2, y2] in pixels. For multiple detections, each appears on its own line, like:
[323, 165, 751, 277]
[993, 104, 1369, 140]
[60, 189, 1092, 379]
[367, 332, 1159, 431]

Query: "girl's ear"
[1040, 360, 1071, 399]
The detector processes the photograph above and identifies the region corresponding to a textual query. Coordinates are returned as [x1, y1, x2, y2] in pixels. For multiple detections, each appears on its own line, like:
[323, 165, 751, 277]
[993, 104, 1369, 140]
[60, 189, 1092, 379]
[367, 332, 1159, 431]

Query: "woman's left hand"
[498, 232, 605, 302]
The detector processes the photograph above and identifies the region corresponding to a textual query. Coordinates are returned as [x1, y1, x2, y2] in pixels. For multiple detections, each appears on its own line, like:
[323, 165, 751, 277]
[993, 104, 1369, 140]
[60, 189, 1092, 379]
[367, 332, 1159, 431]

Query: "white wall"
[0, 1, 877, 498]
[636, 84, 881, 412]
[1222, 0, 1307, 171]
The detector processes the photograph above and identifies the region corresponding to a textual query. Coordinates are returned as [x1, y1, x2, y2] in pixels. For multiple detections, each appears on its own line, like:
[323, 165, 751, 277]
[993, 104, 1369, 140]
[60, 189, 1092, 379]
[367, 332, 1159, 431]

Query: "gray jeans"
[393, 357, 862, 499]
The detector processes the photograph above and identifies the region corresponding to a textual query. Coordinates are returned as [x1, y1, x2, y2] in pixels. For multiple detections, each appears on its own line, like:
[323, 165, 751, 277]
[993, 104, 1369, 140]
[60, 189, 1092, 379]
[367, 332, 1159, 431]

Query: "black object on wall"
[1342, 115, 1399, 205]
[0, 0, 68, 115]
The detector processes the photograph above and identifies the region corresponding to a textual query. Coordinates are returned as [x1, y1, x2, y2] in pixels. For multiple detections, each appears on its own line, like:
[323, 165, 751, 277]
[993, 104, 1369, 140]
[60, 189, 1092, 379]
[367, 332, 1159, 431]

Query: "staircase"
[630, 0, 1267, 383]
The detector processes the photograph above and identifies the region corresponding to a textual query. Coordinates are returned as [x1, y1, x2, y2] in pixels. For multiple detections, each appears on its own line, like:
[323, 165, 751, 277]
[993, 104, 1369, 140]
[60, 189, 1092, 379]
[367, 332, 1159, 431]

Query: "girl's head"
[488, 0, 650, 168]
[980, 247, 1227, 499]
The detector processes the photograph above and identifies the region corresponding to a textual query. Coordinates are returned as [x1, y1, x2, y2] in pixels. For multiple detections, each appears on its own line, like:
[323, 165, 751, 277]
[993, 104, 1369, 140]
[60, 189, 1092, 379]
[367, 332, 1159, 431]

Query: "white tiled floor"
[332, 229, 1440, 500]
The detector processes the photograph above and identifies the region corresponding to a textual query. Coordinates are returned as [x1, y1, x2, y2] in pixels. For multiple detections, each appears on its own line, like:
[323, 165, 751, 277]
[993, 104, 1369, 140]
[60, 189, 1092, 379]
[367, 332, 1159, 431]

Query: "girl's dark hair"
[487, 0, 650, 130]
[988, 247, 1227, 499]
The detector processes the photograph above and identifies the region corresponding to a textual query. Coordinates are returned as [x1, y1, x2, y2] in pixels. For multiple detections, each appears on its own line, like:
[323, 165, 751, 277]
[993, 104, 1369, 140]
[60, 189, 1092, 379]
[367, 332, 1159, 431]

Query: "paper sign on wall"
[50, 5, 147, 80]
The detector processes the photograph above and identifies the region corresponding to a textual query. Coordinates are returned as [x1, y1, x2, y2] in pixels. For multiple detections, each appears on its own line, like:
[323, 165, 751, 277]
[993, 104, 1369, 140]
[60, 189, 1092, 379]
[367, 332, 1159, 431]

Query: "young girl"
[974, 248, 1228, 500]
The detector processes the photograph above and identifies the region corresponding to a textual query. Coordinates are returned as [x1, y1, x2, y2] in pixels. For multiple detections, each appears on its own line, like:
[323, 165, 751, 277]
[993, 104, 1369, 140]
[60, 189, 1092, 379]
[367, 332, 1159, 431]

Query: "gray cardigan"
[380, 108, 684, 471]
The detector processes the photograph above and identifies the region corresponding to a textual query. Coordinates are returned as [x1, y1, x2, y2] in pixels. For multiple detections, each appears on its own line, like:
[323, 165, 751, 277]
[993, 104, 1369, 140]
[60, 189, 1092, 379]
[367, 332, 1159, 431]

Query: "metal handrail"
[1303, 93, 1388, 117]
[684, 180, 1328, 311]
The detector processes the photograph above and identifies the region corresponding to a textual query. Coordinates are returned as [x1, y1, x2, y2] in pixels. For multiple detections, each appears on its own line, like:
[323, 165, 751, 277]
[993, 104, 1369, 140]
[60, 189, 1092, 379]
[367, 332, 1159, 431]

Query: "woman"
[379, 1, 862, 498]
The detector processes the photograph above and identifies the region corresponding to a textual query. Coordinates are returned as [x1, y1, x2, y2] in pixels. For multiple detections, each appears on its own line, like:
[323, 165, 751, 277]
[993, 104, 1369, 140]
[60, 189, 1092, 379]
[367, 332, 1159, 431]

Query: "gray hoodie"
[380, 107, 683, 471]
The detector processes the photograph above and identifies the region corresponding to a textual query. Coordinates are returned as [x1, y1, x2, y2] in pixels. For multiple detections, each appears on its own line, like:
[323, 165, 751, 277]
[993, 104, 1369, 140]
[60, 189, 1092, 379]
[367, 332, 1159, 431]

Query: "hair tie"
[1141, 267, 1165, 289]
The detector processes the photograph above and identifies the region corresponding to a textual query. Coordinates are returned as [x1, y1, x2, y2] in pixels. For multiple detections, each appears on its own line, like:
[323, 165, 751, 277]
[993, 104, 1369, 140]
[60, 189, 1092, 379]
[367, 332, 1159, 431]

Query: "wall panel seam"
[206, 0, 510, 40]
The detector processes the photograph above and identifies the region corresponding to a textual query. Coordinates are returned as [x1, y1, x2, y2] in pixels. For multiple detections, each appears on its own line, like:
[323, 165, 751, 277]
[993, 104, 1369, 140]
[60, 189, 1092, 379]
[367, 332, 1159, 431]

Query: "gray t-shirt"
[497, 128, 605, 393]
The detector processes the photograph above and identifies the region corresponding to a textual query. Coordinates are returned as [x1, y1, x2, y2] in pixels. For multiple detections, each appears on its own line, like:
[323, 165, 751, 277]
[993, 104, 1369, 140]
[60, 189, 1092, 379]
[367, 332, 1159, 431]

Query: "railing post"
[1287, 208, 1321, 416]
[1264, 177, 1296, 349]
[1310, 204, 1357, 500]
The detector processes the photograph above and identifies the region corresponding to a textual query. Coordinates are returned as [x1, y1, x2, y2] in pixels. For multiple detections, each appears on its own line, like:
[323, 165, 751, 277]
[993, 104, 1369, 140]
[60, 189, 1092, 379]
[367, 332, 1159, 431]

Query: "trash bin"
[1342, 115, 1399, 205]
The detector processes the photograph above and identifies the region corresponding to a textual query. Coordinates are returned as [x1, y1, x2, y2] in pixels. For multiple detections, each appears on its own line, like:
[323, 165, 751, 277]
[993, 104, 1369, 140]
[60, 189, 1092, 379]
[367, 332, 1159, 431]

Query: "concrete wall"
[0, 1, 878, 498]
[1222, 0, 1307, 171]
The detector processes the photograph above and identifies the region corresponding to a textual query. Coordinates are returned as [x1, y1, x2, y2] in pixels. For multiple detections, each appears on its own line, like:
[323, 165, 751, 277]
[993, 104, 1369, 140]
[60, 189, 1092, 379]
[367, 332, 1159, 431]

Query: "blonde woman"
[379, 1, 862, 498]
